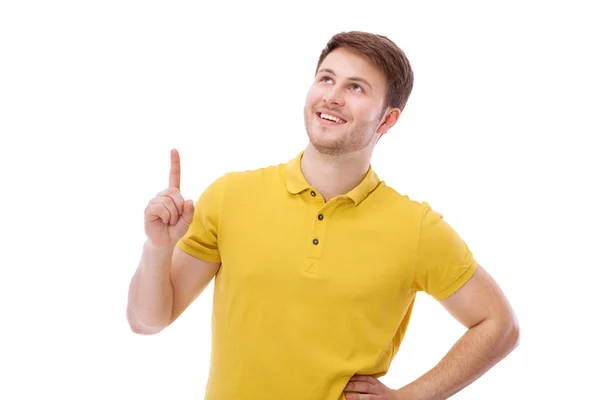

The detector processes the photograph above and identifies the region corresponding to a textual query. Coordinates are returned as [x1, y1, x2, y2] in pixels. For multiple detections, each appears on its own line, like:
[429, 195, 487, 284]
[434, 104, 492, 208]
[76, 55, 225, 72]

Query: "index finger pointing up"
[169, 148, 181, 189]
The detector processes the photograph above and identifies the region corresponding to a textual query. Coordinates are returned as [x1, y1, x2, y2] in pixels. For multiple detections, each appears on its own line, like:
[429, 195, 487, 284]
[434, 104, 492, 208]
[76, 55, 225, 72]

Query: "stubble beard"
[303, 107, 380, 156]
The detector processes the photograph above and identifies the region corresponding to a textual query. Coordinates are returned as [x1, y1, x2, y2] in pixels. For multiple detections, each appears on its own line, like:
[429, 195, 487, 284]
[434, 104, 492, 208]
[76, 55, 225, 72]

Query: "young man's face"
[304, 47, 389, 156]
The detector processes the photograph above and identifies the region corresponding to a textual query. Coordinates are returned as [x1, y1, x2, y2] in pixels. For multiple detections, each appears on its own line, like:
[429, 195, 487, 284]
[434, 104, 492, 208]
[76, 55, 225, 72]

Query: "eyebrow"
[317, 68, 373, 91]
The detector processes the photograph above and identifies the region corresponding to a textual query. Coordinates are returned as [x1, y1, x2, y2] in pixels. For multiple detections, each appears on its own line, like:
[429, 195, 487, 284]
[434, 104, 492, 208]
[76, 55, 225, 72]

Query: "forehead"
[318, 47, 386, 89]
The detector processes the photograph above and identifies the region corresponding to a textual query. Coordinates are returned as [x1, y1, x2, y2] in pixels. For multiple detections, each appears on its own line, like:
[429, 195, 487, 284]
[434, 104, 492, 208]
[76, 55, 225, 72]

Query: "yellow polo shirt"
[177, 151, 478, 400]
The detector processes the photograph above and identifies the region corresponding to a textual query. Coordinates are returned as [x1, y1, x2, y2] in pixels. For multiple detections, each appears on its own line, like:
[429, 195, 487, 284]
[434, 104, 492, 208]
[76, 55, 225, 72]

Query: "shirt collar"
[285, 150, 380, 206]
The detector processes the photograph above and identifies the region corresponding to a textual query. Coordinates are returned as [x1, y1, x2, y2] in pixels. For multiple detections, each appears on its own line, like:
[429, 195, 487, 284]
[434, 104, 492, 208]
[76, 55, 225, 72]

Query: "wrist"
[143, 240, 177, 261]
[393, 388, 405, 400]
[394, 386, 419, 400]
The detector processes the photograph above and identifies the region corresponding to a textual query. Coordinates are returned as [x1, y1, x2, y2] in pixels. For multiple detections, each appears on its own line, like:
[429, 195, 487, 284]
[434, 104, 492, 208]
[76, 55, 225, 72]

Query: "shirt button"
[312, 238, 319, 245]
[310, 191, 316, 197]
[318, 214, 324, 220]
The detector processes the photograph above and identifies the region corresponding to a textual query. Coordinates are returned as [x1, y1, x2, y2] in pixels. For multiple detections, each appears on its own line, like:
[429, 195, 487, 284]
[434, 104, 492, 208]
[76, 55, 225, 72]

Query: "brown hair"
[316, 31, 414, 112]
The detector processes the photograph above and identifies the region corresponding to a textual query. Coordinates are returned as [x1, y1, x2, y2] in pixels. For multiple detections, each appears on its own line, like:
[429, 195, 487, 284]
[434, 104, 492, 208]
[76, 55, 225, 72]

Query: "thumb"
[181, 199, 195, 226]
[171, 200, 195, 242]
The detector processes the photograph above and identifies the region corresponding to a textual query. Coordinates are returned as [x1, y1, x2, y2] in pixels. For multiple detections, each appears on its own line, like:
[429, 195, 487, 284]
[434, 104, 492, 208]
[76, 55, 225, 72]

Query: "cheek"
[356, 103, 381, 122]
[305, 86, 324, 107]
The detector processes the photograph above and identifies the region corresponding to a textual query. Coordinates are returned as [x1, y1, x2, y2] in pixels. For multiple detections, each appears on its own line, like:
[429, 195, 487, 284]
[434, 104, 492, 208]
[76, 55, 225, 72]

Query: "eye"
[350, 83, 364, 93]
[320, 76, 334, 84]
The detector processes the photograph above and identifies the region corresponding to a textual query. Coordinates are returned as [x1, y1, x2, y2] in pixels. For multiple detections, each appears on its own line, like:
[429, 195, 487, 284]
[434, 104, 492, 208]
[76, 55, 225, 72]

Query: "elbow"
[502, 314, 521, 354]
[509, 316, 521, 350]
[128, 320, 162, 336]
[126, 306, 165, 335]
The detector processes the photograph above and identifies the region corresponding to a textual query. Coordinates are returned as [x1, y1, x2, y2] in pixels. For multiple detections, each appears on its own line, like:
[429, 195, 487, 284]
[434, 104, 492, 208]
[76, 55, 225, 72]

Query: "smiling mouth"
[317, 112, 347, 124]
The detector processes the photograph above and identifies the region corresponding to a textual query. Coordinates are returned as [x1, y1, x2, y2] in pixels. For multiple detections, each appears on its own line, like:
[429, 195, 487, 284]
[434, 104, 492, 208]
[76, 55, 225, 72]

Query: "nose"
[322, 85, 345, 106]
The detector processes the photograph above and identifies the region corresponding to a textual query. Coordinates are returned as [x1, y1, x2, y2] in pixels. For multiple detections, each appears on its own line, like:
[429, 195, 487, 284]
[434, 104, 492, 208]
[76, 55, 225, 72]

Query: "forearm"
[396, 318, 519, 400]
[127, 241, 176, 333]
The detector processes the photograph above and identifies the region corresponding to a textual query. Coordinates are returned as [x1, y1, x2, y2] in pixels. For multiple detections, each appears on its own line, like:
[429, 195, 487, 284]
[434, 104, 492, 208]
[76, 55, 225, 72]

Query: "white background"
[1, 0, 598, 398]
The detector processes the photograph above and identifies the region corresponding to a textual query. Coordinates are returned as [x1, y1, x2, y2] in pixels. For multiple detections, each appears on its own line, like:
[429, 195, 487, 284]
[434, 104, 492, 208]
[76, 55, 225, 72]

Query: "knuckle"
[168, 189, 184, 207]
[147, 203, 160, 213]
[151, 197, 166, 208]
[158, 196, 174, 209]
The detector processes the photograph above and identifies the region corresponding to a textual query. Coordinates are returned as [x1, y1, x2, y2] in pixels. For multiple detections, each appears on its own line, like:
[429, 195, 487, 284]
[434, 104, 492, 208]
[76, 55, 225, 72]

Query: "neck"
[300, 143, 372, 202]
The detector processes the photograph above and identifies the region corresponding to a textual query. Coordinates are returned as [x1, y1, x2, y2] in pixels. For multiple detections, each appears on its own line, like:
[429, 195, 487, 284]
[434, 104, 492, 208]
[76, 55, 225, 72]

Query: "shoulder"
[373, 181, 433, 220]
[216, 157, 289, 194]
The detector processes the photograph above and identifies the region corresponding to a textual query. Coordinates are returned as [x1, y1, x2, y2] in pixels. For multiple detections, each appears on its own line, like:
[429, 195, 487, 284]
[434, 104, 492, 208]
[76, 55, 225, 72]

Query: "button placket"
[312, 212, 323, 248]
[306, 202, 333, 261]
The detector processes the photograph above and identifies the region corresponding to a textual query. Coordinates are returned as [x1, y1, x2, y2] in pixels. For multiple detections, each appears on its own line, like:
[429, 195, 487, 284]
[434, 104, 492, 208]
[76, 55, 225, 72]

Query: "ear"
[376, 108, 401, 135]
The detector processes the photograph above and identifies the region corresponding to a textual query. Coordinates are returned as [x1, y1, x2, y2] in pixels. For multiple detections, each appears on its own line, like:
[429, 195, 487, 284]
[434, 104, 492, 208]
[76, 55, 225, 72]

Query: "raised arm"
[126, 149, 220, 335]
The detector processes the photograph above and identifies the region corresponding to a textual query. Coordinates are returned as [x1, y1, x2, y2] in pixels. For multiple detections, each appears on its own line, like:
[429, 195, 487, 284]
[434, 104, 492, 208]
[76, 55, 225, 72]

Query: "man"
[127, 31, 519, 399]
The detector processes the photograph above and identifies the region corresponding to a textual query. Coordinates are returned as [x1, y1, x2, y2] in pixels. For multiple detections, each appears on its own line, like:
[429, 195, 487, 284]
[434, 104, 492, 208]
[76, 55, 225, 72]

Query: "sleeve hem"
[432, 259, 478, 301]
[176, 240, 221, 263]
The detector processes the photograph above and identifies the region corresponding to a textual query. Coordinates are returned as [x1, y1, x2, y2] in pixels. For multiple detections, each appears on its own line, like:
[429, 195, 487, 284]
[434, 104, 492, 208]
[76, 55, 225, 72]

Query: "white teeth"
[319, 113, 344, 124]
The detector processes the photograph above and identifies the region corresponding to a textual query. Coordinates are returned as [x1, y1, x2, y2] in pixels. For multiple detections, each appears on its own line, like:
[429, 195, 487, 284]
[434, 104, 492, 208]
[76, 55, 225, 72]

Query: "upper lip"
[316, 109, 348, 122]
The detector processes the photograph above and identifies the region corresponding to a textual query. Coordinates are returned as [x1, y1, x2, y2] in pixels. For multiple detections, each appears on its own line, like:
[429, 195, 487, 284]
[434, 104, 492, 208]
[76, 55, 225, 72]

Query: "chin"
[308, 135, 346, 155]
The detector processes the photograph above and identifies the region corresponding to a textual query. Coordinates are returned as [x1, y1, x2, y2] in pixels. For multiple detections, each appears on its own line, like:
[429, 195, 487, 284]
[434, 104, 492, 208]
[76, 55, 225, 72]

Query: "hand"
[144, 149, 195, 247]
[344, 375, 400, 400]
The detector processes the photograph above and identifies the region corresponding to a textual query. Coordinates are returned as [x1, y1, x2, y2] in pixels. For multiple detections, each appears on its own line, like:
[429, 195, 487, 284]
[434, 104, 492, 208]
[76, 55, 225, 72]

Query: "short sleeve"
[176, 173, 229, 263]
[412, 204, 478, 301]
